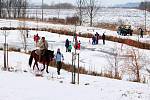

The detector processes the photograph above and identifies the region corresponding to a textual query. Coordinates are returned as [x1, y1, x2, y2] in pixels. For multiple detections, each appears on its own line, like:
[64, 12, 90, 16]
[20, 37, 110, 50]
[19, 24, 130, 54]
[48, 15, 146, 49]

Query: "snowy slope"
[0, 26, 150, 80]
[0, 13, 150, 100]
[0, 51, 150, 100]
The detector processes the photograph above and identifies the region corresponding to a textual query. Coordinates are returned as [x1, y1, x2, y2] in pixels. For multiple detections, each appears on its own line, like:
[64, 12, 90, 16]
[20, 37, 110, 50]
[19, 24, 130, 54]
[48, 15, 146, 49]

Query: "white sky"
[30, 0, 144, 6]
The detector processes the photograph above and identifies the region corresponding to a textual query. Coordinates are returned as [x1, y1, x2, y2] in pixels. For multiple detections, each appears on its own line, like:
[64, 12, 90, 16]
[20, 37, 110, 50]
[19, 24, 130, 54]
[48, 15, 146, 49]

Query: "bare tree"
[85, 0, 100, 27]
[14, 0, 28, 18]
[76, 0, 86, 25]
[57, 1, 61, 19]
[18, 0, 28, 53]
[0, 0, 7, 18]
[2, 0, 28, 18]
[19, 22, 28, 53]
[17, 0, 22, 18]
[0, 0, 3, 18]
[21, 0, 28, 18]
[5, 0, 12, 18]
[123, 48, 146, 82]
[12, 0, 17, 18]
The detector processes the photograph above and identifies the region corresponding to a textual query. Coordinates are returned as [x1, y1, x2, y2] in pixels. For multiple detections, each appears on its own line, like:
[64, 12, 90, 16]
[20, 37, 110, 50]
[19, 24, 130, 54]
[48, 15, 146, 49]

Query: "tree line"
[139, 1, 150, 11]
[0, 0, 28, 18]
[0, 0, 100, 27]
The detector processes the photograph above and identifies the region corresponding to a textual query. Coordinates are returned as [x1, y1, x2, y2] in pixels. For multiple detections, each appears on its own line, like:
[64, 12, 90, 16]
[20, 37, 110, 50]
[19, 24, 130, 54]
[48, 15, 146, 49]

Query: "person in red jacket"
[34, 34, 40, 46]
[77, 40, 81, 50]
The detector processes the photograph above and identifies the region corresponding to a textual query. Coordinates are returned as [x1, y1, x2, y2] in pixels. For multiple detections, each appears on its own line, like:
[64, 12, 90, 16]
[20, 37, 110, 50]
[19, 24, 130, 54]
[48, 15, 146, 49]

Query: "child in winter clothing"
[68, 42, 72, 52]
[77, 40, 81, 50]
[34, 34, 40, 47]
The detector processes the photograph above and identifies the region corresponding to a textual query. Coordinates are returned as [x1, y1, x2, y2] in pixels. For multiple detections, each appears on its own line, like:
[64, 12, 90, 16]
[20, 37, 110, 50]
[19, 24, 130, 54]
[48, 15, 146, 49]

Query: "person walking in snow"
[34, 34, 40, 47]
[65, 39, 69, 52]
[139, 28, 144, 38]
[68, 41, 72, 52]
[77, 40, 81, 50]
[102, 33, 105, 45]
[95, 32, 99, 44]
[92, 35, 96, 45]
[55, 48, 64, 75]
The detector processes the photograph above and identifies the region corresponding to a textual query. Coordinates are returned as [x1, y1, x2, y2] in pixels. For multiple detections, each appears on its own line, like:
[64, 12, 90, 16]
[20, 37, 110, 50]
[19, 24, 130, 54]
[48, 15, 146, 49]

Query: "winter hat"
[57, 48, 60, 52]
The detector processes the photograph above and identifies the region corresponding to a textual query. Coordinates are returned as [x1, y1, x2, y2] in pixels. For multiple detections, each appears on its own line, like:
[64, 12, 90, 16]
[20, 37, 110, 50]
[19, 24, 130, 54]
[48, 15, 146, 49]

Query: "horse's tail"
[29, 52, 33, 67]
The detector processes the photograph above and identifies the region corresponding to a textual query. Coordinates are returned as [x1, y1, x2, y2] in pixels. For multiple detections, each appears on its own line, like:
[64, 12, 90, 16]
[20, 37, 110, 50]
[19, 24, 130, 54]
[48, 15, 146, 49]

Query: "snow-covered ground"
[0, 51, 150, 100]
[0, 28, 150, 81]
[0, 18, 150, 44]
[0, 9, 150, 99]
[25, 8, 150, 30]
[0, 18, 150, 79]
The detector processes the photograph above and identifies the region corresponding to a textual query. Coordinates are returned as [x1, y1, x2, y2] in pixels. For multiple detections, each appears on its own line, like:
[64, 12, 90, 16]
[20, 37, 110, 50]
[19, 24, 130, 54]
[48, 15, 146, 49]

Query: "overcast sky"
[30, 0, 145, 6]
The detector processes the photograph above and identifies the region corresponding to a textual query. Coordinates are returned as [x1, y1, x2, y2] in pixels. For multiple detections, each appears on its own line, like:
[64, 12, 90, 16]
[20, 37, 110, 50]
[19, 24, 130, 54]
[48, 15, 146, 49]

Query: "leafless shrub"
[122, 48, 146, 82]
[66, 16, 79, 25]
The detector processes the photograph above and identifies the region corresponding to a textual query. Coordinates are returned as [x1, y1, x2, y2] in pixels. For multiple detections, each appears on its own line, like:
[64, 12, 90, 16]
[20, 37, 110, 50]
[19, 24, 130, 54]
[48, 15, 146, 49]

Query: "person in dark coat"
[139, 28, 144, 38]
[95, 32, 99, 44]
[102, 33, 105, 45]
[92, 35, 96, 45]
[117, 26, 122, 35]
[26, 30, 29, 38]
[65, 39, 69, 52]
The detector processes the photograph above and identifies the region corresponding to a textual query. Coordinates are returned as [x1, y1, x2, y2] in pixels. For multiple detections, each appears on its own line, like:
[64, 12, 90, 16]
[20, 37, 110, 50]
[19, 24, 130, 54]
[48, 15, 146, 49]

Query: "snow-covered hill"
[0, 18, 150, 100]
[0, 51, 149, 100]
[0, 18, 150, 81]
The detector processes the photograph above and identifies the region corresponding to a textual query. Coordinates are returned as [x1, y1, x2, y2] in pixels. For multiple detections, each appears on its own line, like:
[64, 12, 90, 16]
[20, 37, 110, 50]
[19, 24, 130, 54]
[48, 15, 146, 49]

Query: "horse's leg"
[35, 61, 39, 71]
[33, 62, 36, 70]
[41, 62, 45, 72]
[46, 61, 49, 73]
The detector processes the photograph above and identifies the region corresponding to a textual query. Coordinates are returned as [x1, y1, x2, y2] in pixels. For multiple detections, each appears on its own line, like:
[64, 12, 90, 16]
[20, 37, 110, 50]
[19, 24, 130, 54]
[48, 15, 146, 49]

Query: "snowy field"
[0, 26, 150, 81]
[0, 51, 150, 100]
[26, 8, 150, 30]
[0, 18, 150, 44]
[0, 10, 150, 99]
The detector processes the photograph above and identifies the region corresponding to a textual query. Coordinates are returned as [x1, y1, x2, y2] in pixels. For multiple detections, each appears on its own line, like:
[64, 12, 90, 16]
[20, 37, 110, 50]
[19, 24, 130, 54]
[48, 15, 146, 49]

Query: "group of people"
[117, 25, 133, 36]
[65, 38, 81, 52]
[74, 40, 81, 50]
[33, 33, 82, 75]
[117, 25, 144, 38]
[92, 32, 105, 45]
[65, 39, 72, 52]
[73, 33, 81, 50]
[33, 34, 64, 75]
[92, 32, 99, 45]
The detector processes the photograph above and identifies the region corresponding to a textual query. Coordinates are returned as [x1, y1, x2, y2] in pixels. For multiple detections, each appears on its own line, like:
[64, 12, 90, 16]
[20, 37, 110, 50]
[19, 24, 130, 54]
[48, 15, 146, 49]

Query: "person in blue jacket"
[55, 48, 64, 75]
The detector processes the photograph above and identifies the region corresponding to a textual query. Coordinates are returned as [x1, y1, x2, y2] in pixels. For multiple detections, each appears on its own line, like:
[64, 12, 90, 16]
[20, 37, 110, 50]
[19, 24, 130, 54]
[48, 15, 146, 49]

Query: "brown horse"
[29, 50, 54, 73]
